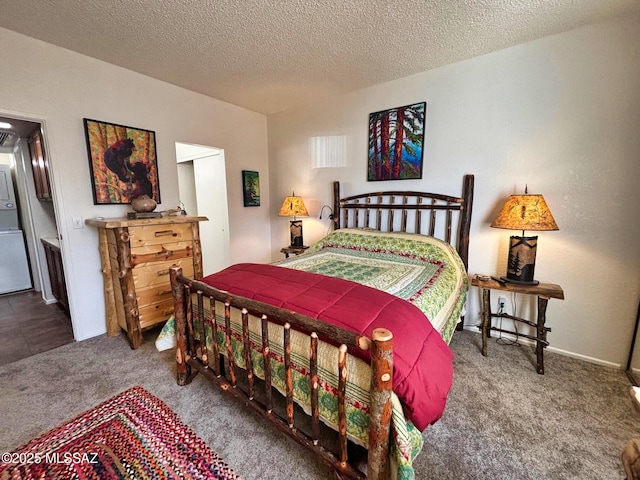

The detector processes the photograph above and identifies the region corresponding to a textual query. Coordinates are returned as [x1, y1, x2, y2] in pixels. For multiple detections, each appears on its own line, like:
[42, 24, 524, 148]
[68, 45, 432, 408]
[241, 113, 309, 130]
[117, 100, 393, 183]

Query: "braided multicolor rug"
[0, 386, 242, 479]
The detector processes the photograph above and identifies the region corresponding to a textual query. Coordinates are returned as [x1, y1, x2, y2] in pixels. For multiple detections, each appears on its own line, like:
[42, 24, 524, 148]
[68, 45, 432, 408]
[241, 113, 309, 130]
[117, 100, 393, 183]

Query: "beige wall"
[267, 15, 640, 366]
[0, 27, 272, 340]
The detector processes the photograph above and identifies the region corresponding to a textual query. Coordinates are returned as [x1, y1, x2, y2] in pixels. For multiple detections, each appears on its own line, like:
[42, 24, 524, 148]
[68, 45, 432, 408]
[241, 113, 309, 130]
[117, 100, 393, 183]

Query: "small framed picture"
[83, 118, 160, 205]
[242, 170, 260, 207]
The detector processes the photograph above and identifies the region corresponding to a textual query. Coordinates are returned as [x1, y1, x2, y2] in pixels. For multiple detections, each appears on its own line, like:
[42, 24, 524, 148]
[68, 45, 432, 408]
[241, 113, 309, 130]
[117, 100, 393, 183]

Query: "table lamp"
[490, 187, 558, 285]
[278, 192, 309, 247]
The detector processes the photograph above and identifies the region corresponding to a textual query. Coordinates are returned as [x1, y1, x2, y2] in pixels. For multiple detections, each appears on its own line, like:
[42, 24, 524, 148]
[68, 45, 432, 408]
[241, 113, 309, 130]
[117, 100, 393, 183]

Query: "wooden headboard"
[332, 174, 474, 269]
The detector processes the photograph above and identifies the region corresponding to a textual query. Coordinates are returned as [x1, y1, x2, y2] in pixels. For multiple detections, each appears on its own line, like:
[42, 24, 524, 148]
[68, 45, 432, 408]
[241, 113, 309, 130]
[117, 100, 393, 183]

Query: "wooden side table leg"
[536, 296, 549, 374]
[481, 288, 491, 356]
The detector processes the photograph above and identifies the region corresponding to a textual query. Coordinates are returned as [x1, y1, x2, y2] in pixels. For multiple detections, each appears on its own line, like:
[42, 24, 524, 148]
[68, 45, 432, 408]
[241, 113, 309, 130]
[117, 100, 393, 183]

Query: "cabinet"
[28, 129, 52, 201]
[86, 216, 207, 349]
[41, 237, 69, 315]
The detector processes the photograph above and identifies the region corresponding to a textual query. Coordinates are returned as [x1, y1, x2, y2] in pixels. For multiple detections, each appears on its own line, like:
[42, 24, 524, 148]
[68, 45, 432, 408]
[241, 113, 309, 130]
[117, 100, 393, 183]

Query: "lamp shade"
[490, 194, 558, 232]
[278, 195, 309, 217]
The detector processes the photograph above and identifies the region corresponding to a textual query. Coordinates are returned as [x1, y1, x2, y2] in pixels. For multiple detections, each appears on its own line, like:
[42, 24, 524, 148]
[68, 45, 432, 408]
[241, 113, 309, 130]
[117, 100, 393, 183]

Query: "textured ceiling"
[0, 0, 639, 115]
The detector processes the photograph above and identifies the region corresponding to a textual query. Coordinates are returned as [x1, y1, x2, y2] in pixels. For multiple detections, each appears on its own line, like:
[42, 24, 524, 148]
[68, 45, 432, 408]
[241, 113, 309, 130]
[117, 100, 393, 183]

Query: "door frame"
[0, 109, 75, 337]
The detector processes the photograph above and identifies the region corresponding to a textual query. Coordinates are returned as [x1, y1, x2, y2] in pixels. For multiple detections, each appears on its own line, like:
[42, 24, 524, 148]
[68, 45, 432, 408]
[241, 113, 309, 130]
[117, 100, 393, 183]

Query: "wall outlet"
[498, 296, 507, 309]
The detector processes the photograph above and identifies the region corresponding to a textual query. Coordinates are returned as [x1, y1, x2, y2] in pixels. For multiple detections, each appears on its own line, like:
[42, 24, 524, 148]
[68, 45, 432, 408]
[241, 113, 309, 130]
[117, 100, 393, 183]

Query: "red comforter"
[202, 263, 453, 430]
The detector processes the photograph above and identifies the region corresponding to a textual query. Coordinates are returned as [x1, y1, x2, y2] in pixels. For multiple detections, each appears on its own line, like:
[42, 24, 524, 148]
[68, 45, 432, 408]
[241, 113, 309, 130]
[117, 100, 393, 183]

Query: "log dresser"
[86, 216, 207, 349]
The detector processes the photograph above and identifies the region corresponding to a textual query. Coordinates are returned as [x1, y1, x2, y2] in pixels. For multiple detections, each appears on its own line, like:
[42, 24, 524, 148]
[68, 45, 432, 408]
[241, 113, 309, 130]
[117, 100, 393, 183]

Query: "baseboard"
[462, 325, 622, 369]
[546, 345, 620, 369]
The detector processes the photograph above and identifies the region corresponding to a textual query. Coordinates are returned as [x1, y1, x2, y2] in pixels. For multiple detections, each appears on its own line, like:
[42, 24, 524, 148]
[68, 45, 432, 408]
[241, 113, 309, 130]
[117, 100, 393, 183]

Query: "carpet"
[0, 386, 241, 479]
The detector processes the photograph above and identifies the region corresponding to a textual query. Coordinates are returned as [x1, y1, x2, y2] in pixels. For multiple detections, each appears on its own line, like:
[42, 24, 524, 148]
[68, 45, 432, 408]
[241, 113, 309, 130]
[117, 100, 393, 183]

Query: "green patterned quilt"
[274, 228, 469, 344]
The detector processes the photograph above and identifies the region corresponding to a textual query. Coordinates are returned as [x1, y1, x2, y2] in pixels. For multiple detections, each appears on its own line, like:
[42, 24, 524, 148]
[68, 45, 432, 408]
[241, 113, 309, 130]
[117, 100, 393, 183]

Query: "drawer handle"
[157, 289, 172, 296]
[157, 269, 170, 276]
[162, 308, 174, 316]
[154, 230, 177, 237]
[156, 249, 174, 257]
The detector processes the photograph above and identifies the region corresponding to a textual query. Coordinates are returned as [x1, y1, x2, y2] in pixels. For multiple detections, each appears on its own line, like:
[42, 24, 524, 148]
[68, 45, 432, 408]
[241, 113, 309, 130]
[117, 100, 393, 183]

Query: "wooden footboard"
[170, 266, 393, 480]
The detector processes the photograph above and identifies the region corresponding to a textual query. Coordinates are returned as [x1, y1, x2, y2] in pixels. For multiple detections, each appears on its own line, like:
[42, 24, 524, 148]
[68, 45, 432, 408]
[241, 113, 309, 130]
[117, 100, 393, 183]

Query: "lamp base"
[289, 220, 304, 247]
[503, 235, 539, 284]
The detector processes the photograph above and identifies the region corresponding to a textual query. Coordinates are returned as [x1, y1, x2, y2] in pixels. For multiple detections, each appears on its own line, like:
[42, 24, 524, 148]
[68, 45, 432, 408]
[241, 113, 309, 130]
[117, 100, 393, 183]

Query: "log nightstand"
[280, 246, 309, 258]
[471, 274, 564, 374]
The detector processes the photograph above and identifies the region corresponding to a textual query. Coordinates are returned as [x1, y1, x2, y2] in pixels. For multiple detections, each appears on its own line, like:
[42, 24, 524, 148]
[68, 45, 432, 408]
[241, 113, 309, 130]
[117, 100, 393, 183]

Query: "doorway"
[0, 114, 74, 364]
[175, 142, 230, 276]
[0, 116, 59, 298]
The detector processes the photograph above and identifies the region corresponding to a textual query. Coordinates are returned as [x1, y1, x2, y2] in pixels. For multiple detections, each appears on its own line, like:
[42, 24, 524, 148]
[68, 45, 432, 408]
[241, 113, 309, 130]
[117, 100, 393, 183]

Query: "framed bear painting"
[84, 118, 160, 205]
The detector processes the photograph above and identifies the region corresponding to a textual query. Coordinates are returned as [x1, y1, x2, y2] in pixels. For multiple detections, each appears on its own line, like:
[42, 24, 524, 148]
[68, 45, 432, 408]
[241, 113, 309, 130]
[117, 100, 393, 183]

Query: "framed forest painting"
[242, 170, 260, 207]
[84, 118, 160, 205]
[367, 102, 426, 181]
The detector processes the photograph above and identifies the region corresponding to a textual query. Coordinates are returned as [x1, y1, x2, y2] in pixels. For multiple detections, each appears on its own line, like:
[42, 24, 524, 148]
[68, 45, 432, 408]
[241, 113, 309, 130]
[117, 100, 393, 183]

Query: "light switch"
[72, 217, 83, 229]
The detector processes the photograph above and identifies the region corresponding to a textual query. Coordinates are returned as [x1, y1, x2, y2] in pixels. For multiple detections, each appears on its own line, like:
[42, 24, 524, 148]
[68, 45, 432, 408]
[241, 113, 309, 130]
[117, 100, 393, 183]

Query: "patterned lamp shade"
[490, 194, 558, 233]
[278, 194, 309, 218]
[491, 193, 558, 285]
[279, 193, 309, 247]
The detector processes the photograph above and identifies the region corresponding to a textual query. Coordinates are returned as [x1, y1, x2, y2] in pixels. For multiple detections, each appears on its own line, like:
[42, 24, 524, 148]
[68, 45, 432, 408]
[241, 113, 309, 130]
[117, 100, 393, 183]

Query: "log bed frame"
[332, 174, 474, 269]
[170, 174, 474, 479]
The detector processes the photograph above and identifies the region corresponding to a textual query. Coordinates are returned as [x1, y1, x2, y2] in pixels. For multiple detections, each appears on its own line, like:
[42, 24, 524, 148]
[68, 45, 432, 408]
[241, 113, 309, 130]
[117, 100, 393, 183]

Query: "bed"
[169, 174, 474, 479]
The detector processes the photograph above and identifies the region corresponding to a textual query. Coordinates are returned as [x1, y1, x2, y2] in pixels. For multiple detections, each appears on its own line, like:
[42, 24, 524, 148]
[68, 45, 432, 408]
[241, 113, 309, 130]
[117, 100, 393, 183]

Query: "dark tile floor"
[0, 290, 74, 366]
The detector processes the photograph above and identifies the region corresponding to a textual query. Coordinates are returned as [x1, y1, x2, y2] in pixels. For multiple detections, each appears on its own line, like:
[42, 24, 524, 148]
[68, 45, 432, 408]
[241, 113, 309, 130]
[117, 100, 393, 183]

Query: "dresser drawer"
[128, 223, 193, 247]
[130, 241, 193, 267]
[136, 283, 174, 307]
[138, 299, 175, 330]
[116, 298, 174, 331]
[132, 258, 195, 289]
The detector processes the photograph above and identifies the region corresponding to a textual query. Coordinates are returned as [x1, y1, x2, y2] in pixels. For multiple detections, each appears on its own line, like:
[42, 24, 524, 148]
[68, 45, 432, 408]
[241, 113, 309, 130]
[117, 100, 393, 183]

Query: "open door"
[175, 142, 231, 276]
